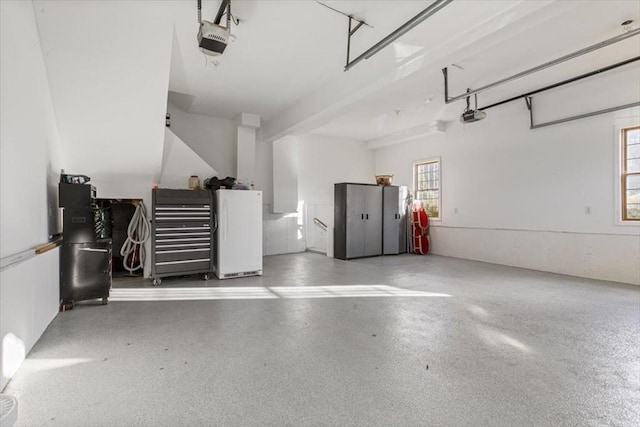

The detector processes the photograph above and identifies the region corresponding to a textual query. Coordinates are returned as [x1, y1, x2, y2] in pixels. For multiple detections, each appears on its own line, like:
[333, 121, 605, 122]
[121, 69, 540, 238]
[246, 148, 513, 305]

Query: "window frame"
[413, 157, 441, 221]
[621, 125, 640, 222]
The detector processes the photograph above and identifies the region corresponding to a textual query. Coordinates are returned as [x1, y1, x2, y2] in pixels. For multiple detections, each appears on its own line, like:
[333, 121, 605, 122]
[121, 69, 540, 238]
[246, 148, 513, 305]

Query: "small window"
[622, 126, 640, 221]
[414, 159, 440, 220]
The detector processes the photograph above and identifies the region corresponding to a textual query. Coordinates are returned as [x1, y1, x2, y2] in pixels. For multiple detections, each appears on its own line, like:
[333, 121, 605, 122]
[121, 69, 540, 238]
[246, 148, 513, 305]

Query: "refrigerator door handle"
[223, 200, 228, 242]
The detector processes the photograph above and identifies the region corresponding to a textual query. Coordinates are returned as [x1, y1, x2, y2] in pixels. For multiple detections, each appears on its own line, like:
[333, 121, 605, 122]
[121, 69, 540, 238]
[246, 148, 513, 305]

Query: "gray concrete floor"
[5, 253, 639, 426]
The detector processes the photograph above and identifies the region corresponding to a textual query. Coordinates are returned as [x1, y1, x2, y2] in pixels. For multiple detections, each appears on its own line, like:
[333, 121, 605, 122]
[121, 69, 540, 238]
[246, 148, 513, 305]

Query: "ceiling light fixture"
[622, 19, 635, 32]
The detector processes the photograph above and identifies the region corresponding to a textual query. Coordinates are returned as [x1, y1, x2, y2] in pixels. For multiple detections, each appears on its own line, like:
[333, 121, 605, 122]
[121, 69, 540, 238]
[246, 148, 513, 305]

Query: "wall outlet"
[585, 206, 591, 214]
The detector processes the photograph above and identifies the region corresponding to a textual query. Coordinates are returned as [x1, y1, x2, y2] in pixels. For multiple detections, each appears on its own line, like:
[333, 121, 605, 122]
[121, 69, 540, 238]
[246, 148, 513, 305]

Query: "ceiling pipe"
[444, 27, 640, 103]
[345, 0, 453, 71]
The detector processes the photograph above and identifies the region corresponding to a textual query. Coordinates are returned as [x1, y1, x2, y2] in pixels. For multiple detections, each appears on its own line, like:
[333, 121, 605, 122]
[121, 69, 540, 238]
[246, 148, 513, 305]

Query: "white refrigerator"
[214, 189, 263, 279]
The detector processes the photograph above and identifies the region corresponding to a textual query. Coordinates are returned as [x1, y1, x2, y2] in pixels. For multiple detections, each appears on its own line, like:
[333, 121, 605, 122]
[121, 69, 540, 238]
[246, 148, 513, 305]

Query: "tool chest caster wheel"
[101, 297, 108, 305]
[61, 301, 74, 312]
[152, 278, 162, 286]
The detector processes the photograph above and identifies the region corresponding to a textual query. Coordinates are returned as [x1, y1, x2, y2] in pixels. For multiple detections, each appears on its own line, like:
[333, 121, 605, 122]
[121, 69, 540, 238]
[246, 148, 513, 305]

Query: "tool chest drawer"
[154, 206, 212, 223]
[154, 188, 211, 205]
[150, 189, 214, 285]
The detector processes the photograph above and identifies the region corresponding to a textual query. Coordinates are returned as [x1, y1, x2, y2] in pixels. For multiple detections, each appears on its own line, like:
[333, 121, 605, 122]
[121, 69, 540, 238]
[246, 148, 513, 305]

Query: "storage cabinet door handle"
[366, 214, 369, 220]
[361, 214, 364, 220]
[223, 201, 228, 241]
[79, 248, 108, 253]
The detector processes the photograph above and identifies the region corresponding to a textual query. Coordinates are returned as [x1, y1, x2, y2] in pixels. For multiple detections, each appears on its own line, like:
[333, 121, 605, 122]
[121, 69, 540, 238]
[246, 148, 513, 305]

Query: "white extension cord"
[120, 202, 150, 273]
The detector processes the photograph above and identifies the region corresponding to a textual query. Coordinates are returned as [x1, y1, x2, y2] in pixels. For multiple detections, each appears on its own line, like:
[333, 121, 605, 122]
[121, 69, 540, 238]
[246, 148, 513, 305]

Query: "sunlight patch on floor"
[109, 285, 452, 301]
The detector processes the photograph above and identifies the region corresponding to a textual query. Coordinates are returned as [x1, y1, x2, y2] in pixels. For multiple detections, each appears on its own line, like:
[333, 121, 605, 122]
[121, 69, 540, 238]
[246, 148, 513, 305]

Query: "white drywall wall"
[257, 136, 304, 255]
[254, 133, 375, 255]
[0, 0, 63, 391]
[237, 126, 257, 186]
[160, 128, 217, 189]
[256, 134, 374, 255]
[255, 137, 278, 255]
[272, 136, 299, 213]
[255, 135, 274, 204]
[167, 102, 235, 179]
[298, 134, 376, 253]
[235, 113, 260, 187]
[33, 0, 173, 196]
[374, 81, 640, 284]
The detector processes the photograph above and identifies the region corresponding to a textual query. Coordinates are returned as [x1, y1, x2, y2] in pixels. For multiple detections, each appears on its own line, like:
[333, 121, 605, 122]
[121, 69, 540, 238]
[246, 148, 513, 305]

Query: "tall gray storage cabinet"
[334, 183, 383, 260]
[383, 186, 408, 255]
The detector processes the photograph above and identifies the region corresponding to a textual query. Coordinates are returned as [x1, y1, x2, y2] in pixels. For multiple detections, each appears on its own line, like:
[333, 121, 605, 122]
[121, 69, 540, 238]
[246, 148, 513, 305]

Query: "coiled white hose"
[120, 202, 150, 273]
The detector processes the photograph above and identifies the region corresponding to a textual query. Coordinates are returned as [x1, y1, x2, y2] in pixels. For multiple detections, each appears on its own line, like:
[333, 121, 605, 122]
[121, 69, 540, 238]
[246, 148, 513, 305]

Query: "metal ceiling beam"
[213, 0, 230, 25]
[346, 17, 367, 71]
[444, 27, 640, 104]
[478, 56, 640, 111]
[527, 98, 640, 129]
[345, 0, 453, 71]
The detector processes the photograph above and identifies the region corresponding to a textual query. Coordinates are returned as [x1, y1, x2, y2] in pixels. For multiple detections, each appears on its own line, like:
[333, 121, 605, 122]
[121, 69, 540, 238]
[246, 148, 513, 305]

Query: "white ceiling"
[33, 0, 640, 145]
[310, 0, 640, 142]
[168, 0, 447, 119]
[170, 0, 640, 141]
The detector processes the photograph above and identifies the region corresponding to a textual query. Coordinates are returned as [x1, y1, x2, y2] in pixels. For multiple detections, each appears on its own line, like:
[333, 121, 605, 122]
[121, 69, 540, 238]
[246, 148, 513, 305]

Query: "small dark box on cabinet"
[59, 183, 96, 208]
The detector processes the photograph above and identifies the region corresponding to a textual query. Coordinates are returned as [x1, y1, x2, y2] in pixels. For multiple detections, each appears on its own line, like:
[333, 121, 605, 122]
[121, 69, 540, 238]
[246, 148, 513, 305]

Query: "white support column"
[234, 113, 260, 186]
[272, 135, 299, 213]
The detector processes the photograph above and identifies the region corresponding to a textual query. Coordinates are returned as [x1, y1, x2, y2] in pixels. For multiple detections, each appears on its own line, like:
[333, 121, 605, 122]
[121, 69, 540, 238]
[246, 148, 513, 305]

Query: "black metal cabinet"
[59, 180, 110, 310]
[59, 183, 97, 244]
[335, 184, 409, 260]
[59, 183, 95, 208]
[60, 239, 112, 309]
[62, 208, 96, 244]
[150, 189, 214, 285]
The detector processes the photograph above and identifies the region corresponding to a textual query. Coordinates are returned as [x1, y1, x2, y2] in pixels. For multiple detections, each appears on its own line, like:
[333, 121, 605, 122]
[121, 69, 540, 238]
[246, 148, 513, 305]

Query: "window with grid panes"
[414, 159, 440, 219]
[622, 126, 640, 220]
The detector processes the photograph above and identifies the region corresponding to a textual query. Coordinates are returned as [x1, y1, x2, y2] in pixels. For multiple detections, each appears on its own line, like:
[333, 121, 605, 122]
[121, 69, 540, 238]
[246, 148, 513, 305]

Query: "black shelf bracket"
[525, 96, 640, 130]
[345, 16, 368, 70]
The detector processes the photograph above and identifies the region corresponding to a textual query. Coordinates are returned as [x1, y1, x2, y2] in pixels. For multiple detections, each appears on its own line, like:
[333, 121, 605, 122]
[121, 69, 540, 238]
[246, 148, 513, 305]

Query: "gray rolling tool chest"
[150, 189, 214, 285]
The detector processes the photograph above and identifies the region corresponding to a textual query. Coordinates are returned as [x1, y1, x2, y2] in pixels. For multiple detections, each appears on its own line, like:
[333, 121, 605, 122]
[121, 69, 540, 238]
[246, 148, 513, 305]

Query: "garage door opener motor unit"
[197, 0, 232, 56]
[460, 91, 487, 124]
